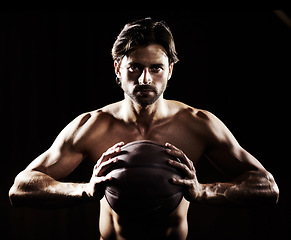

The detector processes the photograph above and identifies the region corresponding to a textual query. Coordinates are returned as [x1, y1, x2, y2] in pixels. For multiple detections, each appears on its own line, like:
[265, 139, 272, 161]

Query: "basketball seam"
[105, 187, 183, 198]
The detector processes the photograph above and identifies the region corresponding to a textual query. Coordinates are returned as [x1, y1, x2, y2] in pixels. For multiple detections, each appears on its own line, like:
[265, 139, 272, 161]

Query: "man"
[9, 18, 279, 240]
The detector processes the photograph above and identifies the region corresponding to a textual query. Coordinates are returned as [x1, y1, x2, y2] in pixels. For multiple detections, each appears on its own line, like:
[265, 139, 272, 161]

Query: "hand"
[165, 143, 202, 202]
[85, 141, 124, 199]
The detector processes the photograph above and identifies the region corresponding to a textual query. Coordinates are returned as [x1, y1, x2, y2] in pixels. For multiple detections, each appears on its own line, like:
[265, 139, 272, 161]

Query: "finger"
[165, 142, 180, 153]
[104, 144, 122, 157]
[97, 142, 124, 165]
[165, 143, 184, 158]
[166, 143, 196, 171]
[101, 157, 118, 170]
[108, 141, 125, 151]
[95, 157, 119, 176]
[171, 178, 193, 187]
[102, 148, 120, 161]
[165, 143, 189, 165]
[168, 159, 195, 179]
[91, 174, 113, 184]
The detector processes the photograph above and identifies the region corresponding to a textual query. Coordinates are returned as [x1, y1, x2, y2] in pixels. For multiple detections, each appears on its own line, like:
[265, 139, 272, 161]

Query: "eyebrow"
[128, 62, 165, 68]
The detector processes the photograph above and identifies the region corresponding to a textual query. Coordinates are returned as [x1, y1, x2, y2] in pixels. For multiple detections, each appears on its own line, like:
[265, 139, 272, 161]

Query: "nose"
[138, 68, 152, 85]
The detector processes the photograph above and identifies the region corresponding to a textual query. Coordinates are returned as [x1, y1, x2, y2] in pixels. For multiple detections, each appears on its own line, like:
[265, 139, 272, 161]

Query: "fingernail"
[172, 178, 177, 183]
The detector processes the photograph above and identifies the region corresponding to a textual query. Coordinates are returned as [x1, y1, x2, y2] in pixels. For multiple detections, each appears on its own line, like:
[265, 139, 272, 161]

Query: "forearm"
[9, 170, 91, 208]
[194, 170, 279, 206]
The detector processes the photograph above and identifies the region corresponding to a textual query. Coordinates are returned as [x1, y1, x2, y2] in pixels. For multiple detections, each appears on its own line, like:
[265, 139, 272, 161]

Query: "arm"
[9, 113, 123, 208]
[9, 168, 88, 208]
[166, 111, 279, 207]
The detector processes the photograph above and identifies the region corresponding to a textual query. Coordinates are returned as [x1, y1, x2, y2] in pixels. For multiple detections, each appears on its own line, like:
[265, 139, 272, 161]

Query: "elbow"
[268, 178, 280, 205]
[8, 171, 33, 208]
[238, 170, 280, 207]
[260, 171, 280, 206]
[8, 185, 22, 207]
[9, 182, 33, 208]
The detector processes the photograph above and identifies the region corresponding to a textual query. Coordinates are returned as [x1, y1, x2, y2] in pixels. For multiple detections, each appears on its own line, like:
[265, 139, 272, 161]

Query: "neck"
[122, 95, 167, 126]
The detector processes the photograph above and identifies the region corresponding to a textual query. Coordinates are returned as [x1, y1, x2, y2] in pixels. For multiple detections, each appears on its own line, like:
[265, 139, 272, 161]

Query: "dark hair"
[112, 17, 179, 64]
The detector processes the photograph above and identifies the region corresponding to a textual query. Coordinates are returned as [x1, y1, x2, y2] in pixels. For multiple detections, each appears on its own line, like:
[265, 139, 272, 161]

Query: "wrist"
[81, 183, 97, 200]
[185, 179, 204, 202]
[193, 183, 233, 204]
[82, 181, 105, 200]
[192, 183, 205, 202]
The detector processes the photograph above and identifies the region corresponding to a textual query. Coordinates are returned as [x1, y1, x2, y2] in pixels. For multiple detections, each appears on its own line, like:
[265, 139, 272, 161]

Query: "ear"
[114, 60, 121, 78]
[167, 63, 174, 80]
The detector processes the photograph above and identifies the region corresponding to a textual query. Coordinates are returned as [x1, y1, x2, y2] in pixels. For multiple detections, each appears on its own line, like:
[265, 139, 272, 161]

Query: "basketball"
[104, 140, 184, 217]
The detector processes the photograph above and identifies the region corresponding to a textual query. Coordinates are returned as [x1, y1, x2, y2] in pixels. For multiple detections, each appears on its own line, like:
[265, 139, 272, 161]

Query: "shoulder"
[166, 100, 213, 123]
[53, 102, 122, 149]
[71, 101, 124, 131]
[100, 101, 124, 119]
[167, 100, 234, 143]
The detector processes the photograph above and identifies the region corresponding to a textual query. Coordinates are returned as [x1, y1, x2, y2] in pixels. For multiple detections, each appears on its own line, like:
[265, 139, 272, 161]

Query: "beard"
[124, 85, 163, 107]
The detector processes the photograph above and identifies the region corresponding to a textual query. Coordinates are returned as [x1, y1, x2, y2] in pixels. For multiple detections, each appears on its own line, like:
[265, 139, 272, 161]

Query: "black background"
[1, 11, 290, 239]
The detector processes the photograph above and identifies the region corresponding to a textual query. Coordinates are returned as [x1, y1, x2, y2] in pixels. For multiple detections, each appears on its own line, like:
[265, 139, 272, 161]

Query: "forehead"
[121, 44, 169, 66]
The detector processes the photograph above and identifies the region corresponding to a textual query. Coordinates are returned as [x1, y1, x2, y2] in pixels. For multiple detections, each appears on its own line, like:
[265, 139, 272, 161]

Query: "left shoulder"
[165, 100, 205, 119]
[167, 100, 235, 144]
[166, 100, 215, 123]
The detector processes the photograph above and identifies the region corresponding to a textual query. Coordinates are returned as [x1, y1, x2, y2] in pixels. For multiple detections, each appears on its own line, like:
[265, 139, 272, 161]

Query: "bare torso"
[9, 38, 279, 240]
[9, 97, 278, 240]
[73, 100, 207, 240]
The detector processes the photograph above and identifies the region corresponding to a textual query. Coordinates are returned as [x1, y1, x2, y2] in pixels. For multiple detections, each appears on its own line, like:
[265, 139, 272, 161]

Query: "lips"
[138, 89, 153, 94]
[134, 86, 157, 94]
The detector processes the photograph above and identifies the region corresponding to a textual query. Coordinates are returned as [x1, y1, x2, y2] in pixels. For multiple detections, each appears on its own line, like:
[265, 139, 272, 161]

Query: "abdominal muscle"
[99, 197, 189, 240]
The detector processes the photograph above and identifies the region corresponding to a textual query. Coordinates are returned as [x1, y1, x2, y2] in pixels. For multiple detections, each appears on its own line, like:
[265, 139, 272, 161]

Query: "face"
[115, 44, 174, 107]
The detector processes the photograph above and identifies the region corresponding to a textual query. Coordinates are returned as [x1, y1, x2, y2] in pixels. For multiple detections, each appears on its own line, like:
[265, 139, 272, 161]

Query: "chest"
[82, 119, 206, 166]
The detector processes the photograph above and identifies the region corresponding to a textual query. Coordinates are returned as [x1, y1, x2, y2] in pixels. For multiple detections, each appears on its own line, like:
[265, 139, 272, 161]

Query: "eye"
[128, 65, 142, 73]
[150, 66, 163, 73]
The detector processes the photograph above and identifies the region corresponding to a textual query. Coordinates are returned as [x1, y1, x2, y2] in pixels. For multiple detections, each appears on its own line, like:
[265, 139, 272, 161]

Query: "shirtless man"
[9, 18, 279, 240]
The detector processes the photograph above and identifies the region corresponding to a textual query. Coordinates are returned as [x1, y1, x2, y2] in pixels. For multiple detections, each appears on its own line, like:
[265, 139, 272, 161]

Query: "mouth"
[138, 89, 153, 94]
[134, 86, 157, 95]
[129, 85, 160, 106]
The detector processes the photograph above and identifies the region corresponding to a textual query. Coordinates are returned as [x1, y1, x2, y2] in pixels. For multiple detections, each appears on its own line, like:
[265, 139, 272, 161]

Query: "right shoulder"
[51, 103, 122, 152]
[67, 101, 124, 134]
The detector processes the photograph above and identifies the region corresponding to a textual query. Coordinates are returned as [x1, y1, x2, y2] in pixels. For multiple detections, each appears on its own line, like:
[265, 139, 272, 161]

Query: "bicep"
[26, 147, 84, 180]
[25, 113, 91, 180]
[204, 113, 266, 178]
[206, 143, 265, 178]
